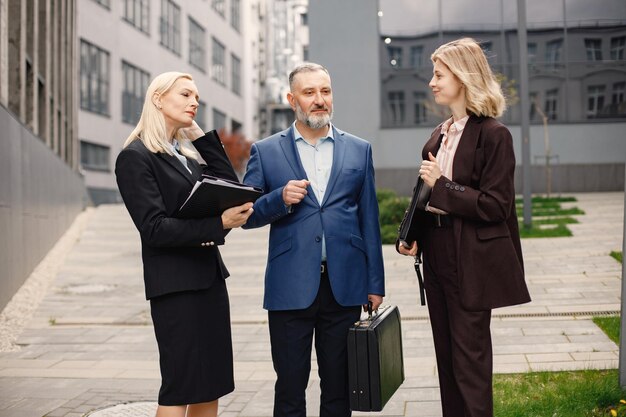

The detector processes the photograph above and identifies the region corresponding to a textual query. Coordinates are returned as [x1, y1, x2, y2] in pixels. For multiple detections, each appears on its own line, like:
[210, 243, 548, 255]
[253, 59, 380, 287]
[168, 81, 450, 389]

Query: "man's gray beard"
[295, 103, 333, 130]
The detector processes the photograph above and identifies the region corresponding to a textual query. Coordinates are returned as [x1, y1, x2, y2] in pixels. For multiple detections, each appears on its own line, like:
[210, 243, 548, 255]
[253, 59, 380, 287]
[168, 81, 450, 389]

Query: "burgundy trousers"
[423, 224, 493, 417]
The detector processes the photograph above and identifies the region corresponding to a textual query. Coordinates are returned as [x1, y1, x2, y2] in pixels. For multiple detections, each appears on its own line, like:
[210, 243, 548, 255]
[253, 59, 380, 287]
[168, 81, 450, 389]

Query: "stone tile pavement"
[0, 192, 623, 416]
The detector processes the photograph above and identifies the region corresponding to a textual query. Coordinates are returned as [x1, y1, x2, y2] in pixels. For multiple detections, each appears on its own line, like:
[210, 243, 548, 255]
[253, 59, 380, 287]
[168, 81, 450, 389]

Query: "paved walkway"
[0, 192, 623, 416]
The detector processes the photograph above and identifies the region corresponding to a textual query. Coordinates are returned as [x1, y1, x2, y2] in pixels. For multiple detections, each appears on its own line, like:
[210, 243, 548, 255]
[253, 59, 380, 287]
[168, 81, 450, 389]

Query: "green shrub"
[377, 189, 409, 244]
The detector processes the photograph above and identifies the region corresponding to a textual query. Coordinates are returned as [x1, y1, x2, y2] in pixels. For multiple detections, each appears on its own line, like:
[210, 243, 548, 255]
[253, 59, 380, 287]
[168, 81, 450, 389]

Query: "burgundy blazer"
[412, 115, 531, 311]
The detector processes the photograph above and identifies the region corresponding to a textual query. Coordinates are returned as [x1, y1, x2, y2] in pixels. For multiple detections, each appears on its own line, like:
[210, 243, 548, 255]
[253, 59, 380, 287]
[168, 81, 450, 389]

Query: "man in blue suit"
[243, 63, 385, 417]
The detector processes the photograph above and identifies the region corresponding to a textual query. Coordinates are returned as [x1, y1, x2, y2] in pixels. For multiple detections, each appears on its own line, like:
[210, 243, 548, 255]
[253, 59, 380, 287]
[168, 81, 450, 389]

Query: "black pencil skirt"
[150, 278, 235, 406]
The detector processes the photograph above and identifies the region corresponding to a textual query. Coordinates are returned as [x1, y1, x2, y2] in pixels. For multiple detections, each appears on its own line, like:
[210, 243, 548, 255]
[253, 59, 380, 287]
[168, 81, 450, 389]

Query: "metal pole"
[517, 0, 532, 228]
[619, 164, 626, 388]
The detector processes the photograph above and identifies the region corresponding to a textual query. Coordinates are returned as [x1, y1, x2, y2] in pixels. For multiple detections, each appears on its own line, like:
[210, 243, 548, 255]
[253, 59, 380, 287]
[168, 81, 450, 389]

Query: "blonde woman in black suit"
[115, 72, 253, 417]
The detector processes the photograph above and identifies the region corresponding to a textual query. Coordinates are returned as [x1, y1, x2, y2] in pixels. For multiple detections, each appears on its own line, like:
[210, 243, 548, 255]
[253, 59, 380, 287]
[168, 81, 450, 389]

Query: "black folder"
[177, 175, 263, 219]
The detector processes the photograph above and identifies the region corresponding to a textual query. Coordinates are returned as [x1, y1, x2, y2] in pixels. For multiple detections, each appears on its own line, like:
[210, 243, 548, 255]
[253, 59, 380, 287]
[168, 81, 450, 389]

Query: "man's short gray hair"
[288, 62, 330, 90]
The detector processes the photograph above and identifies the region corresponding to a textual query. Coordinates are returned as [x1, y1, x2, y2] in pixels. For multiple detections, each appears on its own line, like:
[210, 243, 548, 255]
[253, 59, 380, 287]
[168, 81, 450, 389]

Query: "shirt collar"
[292, 122, 335, 144]
[441, 115, 470, 136]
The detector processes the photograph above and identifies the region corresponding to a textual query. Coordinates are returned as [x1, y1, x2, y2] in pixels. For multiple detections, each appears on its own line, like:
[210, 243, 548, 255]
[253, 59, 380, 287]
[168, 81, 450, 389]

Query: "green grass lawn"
[611, 251, 623, 264]
[593, 315, 620, 344]
[494, 370, 626, 417]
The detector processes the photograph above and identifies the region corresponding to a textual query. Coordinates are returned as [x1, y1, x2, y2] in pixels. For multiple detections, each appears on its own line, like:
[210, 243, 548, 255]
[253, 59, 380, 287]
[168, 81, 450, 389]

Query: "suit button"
[445, 183, 451, 188]
[315, 236, 321, 242]
[460, 186, 465, 191]
[209, 241, 215, 246]
[454, 185, 460, 191]
[201, 243, 206, 247]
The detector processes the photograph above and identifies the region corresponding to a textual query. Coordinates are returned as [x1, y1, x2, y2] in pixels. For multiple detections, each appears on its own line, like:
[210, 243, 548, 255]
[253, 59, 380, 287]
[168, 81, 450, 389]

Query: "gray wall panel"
[0, 106, 86, 310]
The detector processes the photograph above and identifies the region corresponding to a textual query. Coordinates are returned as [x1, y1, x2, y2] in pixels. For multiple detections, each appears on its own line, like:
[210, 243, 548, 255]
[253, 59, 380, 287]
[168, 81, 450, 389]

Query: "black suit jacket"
[115, 132, 239, 299]
[407, 115, 531, 311]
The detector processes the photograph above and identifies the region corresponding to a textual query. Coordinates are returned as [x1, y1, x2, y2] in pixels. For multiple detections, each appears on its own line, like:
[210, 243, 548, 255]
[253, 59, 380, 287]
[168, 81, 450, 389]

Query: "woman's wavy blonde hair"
[431, 38, 506, 118]
[123, 71, 199, 160]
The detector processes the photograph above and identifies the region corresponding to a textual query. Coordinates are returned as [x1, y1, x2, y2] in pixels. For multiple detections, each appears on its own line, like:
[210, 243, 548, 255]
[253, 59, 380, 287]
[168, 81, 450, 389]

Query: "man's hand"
[282, 179, 310, 206]
[398, 241, 418, 257]
[419, 152, 442, 188]
[221, 202, 254, 229]
[363, 294, 383, 312]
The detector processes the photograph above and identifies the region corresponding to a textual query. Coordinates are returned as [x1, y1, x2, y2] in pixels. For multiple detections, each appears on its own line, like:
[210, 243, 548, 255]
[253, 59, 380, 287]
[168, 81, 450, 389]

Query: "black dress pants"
[268, 266, 362, 417]
[423, 224, 494, 417]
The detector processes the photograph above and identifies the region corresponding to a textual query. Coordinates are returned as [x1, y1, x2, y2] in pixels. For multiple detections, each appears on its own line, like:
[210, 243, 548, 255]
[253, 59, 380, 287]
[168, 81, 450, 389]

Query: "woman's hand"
[221, 202, 254, 229]
[419, 152, 442, 188]
[181, 120, 205, 141]
[398, 241, 418, 257]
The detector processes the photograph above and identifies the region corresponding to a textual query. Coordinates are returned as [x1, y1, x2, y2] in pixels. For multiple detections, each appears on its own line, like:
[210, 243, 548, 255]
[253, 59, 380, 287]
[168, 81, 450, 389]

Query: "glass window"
[388, 91, 405, 124]
[529, 92, 538, 121]
[413, 92, 426, 124]
[527, 42, 537, 63]
[212, 37, 226, 85]
[212, 0, 225, 18]
[160, 0, 181, 55]
[123, 0, 150, 33]
[410, 46, 423, 69]
[584, 39, 602, 61]
[610, 36, 625, 60]
[231, 54, 241, 95]
[387, 46, 402, 68]
[197, 100, 207, 131]
[612, 82, 625, 105]
[213, 108, 227, 131]
[122, 61, 150, 125]
[545, 39, 563, 67]
[189, 18, 206, 72]
[587, 85, 606, 118]
[80, 39, 110, 116]
[544, 89, 558, 120]
[301, 13, 308, 26]
[80, 140, 110, 171]
[231, 0, 241, 31]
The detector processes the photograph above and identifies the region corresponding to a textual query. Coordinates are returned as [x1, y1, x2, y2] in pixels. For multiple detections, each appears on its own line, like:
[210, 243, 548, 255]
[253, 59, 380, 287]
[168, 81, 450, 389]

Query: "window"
[212, 0, 225, 17]
[300, 12, 308, 26]
[213, 108, 227, 131]
[388, 91, 405, 124]
[122, 61, 150, 125]
[480, 41, 492, 55]
[189, 18, 206, 71]
[611, 36, 625, 60]
[585, 39, 602, 61]
[123, 0, 150, 34]
[529, 92, 538, 121]
[387, 46, 402, 68]
[196, 100, 207, 130]
[545, 39, 562, 67]
[612, 82, 625, 105]
[80, 39, 110, 116]
[231, 54, 241, 95]
[80, 140, 110, 171]
[413, 92, 426, 124]
[587, 85, 605, 117]
[410, 46, 423, 69]
[160, 0, 181, 55]
[231, 0, 241, 31]
[231, 119, 242, 133]
[544, 89, 558, 120]
[303, 45, 309, 61]
[527, 42, 537, 63]
[212, 37, 226, 85]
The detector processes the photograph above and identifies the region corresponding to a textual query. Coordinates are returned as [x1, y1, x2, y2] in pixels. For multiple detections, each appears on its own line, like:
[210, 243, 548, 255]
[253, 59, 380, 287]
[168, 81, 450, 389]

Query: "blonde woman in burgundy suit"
[397, 38, 531, 417]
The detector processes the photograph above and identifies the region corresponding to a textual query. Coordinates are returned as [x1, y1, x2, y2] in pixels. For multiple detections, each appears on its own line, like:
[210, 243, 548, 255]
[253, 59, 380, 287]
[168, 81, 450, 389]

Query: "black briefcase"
[347, 305, 404, 411]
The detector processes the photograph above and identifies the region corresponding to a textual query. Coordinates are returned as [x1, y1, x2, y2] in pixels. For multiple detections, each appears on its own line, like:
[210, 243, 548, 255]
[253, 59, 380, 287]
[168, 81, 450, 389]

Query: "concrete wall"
[308, 0, 381, 150]
[0, 106, 86, 310]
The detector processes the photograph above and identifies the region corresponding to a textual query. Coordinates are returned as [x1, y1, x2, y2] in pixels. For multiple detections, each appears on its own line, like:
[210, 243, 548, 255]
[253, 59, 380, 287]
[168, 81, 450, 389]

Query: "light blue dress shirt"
[168, 139, 191, 174]
[293, 122, 334, 261]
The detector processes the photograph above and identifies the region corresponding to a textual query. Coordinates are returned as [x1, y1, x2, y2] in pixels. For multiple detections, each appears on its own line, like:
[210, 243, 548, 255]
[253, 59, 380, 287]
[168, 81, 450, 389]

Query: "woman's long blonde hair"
[431, 38, 506, 118]
[123, 71, 199, 160]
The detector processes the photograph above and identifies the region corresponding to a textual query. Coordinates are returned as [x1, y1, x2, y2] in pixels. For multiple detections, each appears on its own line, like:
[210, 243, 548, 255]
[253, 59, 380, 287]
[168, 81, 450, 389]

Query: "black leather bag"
[347, 305, 404, 412]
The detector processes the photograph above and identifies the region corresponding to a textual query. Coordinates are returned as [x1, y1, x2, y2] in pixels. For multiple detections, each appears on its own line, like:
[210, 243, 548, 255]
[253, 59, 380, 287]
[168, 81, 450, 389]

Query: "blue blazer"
[243, 126, 385, 311]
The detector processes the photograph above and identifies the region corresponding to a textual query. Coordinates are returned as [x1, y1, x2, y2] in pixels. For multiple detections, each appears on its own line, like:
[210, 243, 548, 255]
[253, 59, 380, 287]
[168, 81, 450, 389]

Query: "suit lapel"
[157, 152, 196, 186]
[320, 127, 346, 207]
[422, 125, 443, 160]
[452, 115, 483, 184]
[279, 127, 320, 206]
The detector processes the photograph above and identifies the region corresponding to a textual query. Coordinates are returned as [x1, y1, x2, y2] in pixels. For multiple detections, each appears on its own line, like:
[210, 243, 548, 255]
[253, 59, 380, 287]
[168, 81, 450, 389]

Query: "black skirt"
[150, 278, 234, 405]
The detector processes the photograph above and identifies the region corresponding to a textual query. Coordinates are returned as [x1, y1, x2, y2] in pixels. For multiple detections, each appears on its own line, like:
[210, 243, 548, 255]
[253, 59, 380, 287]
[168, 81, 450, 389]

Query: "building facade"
[78, 0, 262, 203]
[0, 0, 86, 310]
